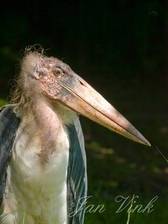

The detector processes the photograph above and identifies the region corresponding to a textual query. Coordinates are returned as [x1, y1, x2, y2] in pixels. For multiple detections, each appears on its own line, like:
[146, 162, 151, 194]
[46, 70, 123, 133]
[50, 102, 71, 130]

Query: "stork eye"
[39, 72, 47, 78]
[54, 67, 64, 77]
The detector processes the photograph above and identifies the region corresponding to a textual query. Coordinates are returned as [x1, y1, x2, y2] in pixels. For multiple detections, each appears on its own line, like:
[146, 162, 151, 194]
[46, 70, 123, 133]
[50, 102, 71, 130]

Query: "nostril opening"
[79, 80, 85, 86]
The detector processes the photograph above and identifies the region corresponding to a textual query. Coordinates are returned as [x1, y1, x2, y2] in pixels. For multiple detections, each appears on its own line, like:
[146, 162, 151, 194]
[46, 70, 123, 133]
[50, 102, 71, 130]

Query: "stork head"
[15, 51, 150, 146]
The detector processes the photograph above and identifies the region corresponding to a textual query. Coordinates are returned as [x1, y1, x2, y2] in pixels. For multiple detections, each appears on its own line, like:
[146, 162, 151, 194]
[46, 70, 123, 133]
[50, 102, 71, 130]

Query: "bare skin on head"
[12, 51, 150, 146]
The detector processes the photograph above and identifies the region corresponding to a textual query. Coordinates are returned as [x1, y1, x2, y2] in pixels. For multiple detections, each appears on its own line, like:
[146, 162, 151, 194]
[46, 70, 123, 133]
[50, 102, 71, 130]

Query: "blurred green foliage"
[0, 99, 7, 107]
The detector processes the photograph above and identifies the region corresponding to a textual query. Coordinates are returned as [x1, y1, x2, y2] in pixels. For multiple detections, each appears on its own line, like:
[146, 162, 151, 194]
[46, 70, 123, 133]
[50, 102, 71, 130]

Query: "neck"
[19, 95, 75, 163]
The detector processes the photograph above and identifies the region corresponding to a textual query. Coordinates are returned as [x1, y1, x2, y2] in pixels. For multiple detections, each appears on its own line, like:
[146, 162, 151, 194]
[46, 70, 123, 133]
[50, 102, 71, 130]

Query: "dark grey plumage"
[0, 106, 20, 206]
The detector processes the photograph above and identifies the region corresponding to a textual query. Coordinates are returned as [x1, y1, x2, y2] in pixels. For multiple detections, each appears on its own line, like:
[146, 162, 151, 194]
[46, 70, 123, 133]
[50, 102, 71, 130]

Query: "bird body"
[0, 51, 150, 224]
[4, 104, 71, 223]
[0, 105, 87, 224]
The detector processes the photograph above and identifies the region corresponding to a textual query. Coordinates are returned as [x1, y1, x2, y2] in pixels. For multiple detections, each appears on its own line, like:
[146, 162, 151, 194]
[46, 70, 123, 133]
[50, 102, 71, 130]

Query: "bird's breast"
[12, 116, 70, 170]
[4, 116, 70, 223]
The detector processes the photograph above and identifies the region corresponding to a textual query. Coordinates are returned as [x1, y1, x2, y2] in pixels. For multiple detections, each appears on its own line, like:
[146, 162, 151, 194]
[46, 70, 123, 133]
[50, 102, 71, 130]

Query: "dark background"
[0, 1, 168, 223]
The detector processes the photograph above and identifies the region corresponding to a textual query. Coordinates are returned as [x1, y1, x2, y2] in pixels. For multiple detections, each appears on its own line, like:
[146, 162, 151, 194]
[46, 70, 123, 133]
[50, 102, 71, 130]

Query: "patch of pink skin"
[32, 97, 62, 162]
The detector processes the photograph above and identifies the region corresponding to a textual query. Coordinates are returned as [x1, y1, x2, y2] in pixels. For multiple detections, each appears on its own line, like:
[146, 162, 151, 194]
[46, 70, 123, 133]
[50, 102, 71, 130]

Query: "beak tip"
[144, 141, 151, 147]
[139, 136, 151, 147]
[145, 140, 152, 147]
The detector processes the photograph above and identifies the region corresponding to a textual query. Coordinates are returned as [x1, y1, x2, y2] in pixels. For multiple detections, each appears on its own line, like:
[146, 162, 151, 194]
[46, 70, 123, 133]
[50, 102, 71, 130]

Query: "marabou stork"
[0, 51, 151, 224]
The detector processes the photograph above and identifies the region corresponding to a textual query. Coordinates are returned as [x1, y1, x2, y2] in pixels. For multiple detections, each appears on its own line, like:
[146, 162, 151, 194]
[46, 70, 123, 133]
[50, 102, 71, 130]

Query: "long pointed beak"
[58, 73, 151, 146]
